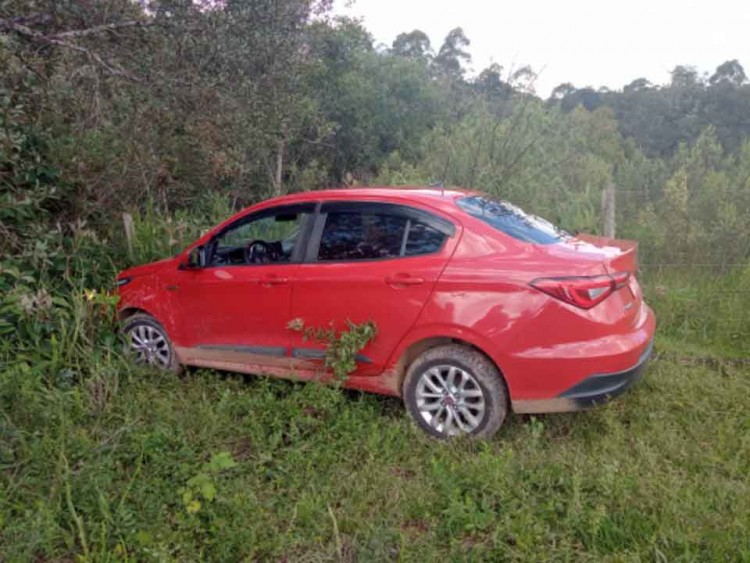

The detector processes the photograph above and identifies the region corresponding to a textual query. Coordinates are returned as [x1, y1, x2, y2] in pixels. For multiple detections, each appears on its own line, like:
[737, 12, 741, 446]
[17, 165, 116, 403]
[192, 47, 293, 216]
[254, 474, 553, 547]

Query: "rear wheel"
[403, 344, 508, 439]
[121, 313, 181, 373]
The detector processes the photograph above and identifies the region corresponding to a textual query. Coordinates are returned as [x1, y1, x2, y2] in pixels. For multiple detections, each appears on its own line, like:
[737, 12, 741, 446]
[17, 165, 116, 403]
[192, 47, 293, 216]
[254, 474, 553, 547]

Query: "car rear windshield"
[456, 196, 567, 245]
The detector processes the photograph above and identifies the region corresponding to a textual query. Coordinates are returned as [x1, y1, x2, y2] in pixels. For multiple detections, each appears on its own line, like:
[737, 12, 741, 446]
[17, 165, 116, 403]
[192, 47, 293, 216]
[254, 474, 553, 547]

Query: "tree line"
[2, 0, 750, 271]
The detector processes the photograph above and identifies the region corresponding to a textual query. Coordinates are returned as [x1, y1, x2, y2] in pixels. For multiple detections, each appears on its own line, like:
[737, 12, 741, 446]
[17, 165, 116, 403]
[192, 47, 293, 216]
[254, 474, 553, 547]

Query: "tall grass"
[641, 264, 750, 357]
[121, 193, 234, 267]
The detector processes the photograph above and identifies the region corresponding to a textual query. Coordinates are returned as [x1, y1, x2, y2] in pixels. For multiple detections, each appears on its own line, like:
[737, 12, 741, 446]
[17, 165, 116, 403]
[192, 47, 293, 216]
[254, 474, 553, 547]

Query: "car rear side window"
[456, 195, 566, 244]
[404, 221, 446, 256]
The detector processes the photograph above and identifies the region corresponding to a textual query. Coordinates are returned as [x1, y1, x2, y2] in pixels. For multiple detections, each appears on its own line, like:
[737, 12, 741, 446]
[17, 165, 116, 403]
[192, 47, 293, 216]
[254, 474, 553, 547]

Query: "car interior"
[318, 212, 406, 261]
[208, 212, 303, 266]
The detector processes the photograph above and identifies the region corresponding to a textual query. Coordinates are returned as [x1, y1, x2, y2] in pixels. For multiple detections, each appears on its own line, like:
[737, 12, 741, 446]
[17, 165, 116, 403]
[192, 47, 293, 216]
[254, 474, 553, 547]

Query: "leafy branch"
[287, 318, 377, 382]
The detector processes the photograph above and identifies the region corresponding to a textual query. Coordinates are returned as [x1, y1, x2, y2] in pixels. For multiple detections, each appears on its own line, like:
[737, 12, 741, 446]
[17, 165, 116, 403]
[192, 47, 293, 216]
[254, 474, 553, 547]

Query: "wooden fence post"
[601, 182, 616, 238]
[123, 212, 134, 259]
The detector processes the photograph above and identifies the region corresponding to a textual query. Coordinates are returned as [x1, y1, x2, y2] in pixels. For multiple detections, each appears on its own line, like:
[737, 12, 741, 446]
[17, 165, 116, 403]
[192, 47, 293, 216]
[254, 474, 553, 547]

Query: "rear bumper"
[558, 339, 653, 408]
[512, 338, 654, 414]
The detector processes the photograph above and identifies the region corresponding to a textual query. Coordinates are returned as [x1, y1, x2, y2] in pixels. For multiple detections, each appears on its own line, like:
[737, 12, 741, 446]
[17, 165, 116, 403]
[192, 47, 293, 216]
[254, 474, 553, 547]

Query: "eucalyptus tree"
[432, 27, 471, 81]
[392, 29, 432, 60]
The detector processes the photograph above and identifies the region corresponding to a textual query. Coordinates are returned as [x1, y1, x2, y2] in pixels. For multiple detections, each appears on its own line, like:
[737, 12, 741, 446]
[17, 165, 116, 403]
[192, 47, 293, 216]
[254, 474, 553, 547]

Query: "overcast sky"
[333, 0, 750, 97]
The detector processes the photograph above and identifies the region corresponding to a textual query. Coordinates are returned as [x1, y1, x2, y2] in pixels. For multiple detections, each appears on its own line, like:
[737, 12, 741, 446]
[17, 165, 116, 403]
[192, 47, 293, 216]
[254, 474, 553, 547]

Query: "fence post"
[123, 213, 134, 259]
[601, 182, 616, 238]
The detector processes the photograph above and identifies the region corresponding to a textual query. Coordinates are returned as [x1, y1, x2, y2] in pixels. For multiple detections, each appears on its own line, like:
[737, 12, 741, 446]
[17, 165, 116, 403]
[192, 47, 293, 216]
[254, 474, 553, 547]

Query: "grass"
[641, 264, 750, 358]
[1, 336, 748, 561]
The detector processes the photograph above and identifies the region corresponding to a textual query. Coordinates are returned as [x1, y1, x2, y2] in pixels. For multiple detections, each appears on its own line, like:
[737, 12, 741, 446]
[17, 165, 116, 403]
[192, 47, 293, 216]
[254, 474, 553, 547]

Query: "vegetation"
[287, 318, 378, 382]
[2, 347, 748, 560]
[1, 0, 749, 559]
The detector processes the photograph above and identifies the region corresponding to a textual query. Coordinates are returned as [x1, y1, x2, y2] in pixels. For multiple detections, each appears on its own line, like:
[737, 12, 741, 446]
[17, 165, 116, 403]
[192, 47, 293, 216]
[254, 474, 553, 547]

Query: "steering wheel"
[244, 240, 273, 264]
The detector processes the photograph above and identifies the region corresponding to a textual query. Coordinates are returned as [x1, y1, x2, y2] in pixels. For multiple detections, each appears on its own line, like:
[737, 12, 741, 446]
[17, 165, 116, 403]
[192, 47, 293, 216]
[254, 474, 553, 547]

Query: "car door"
[289, 201, 457, 376]
[172, 203, 315, 368]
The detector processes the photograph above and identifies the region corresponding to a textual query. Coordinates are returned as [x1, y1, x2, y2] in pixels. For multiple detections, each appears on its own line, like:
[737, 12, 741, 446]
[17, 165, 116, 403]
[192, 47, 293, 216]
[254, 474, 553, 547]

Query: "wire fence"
[613, 186, 749, 351]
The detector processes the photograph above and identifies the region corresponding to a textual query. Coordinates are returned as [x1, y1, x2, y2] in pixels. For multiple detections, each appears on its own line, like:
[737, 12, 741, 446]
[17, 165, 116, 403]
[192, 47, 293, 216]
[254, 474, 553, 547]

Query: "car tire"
[121, 312, 182, 374]
[403, 344, 508, 439]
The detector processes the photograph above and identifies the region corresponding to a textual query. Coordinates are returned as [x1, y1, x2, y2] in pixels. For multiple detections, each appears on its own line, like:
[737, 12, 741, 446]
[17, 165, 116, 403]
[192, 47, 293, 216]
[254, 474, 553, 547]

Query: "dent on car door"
[288, 201, 456, 376]
[173, 203, 315, 369]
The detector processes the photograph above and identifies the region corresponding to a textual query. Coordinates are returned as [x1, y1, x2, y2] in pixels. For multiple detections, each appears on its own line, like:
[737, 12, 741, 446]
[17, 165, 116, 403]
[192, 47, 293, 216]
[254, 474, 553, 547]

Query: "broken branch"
[0, 16, 147, 81]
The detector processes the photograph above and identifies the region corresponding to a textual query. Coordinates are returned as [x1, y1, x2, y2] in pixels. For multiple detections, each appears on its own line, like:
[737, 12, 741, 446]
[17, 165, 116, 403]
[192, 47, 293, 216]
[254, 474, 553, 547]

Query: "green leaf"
[200, 481, 217, 502]
[206, 451, 237, 472]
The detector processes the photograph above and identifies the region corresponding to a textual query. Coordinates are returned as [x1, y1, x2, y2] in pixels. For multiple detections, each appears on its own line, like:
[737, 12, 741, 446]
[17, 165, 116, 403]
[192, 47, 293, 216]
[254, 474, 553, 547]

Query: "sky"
[333, 0, 750, 97]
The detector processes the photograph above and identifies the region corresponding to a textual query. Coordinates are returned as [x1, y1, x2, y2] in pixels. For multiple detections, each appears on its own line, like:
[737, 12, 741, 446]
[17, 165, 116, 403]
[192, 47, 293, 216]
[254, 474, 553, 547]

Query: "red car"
[116, 188, 655, 439]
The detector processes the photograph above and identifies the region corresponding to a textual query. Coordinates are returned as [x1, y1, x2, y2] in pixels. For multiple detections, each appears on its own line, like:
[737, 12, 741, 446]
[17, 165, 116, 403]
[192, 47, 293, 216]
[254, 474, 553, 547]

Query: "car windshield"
[456, 195, 568, 245]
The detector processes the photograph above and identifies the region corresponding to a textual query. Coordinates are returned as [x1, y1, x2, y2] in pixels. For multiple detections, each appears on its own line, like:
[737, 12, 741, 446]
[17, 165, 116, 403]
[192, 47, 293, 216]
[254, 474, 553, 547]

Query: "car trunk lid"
[574, 234, 638, 275]
[535, 234, 643, 326]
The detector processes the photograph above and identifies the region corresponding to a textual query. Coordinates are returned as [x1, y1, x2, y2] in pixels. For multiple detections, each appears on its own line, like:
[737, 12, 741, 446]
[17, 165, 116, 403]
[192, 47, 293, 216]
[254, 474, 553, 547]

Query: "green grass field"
[1, 336, 748, 561]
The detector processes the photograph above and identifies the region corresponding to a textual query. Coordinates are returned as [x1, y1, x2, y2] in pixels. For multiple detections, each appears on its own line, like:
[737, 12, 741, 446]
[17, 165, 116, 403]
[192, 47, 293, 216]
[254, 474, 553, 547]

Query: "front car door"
[289, 200, 458, 378]
[172, 203, 315, 373]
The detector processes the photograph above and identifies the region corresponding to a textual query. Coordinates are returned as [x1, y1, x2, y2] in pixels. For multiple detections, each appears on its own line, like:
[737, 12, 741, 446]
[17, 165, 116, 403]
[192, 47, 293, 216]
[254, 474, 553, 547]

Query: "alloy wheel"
[415, 364, 486, 436]
[126, 323, 171, 368]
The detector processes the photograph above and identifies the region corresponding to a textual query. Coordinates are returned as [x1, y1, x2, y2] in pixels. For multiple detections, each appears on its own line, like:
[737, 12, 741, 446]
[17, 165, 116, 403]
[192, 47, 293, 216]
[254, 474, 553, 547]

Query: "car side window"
[210, 208, 311, 266]
[316, 206, 450, 262]
[318, 212, 407, 261]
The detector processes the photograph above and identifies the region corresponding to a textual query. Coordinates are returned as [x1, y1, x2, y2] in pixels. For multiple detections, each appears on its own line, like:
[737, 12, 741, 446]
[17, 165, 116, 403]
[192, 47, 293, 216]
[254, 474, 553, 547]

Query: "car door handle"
[260, 275, 289, 287]
[385, 274, 425, 287]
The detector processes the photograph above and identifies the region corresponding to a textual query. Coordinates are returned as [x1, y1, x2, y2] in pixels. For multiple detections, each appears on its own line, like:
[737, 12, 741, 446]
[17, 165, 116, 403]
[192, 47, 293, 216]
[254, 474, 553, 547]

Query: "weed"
[287, 317, 378, 382]
[180, 451, 238, 516]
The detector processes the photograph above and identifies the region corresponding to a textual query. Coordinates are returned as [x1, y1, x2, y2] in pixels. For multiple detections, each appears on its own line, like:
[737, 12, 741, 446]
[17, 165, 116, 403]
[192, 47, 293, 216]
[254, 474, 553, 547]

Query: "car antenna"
[429, 180, 445, 196]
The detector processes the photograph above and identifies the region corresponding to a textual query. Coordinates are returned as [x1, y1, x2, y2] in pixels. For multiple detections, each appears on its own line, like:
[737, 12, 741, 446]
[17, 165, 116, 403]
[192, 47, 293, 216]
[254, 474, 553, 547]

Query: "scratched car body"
[116, 187, 656, 439]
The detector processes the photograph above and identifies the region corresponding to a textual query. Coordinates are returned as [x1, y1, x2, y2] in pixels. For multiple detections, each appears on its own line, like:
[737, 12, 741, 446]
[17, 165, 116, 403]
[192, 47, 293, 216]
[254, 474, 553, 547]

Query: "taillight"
[530, 272, 630, 309]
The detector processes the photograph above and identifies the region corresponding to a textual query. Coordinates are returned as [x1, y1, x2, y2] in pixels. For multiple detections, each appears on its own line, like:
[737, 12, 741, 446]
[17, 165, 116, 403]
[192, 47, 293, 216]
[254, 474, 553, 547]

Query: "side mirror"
[184, 245, 206, 269]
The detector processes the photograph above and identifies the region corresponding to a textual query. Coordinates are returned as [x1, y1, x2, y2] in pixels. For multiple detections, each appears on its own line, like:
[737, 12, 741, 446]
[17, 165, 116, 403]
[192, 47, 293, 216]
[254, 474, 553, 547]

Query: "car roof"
[261, 186, 477, 215]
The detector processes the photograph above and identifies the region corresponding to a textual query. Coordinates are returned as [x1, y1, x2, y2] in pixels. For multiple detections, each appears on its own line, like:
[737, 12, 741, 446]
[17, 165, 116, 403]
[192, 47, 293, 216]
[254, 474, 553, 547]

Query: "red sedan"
[116, 188, 655, 439]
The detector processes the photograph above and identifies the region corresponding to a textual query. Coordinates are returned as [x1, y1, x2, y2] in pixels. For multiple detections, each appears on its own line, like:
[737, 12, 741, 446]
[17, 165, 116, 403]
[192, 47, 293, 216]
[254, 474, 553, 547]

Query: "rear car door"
[289, 201, 457, 375]
[173, 203, 315, 366]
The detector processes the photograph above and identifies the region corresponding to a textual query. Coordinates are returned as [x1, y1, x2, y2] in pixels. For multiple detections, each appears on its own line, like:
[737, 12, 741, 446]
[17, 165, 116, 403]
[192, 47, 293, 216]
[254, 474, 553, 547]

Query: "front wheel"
[121, 313, 181, 373]
[403, 344, 508, 439]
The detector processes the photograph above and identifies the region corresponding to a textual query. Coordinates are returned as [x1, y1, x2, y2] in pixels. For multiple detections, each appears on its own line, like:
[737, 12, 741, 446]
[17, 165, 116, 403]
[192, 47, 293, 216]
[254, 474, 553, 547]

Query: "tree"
[550, 82, 577, 101]
[0, 0, 336, 211]
[670, 65, 701, 89]
[509, 65, 536, 94]
[623, 78, 652, 93]
[433, 27, 470, 80]
[710, 59, 747, 86]
[555, 87, 602, 112]
[392, 30, 432, 60]
[475, 63, 512, 99]
[307, 18, 443, 183]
